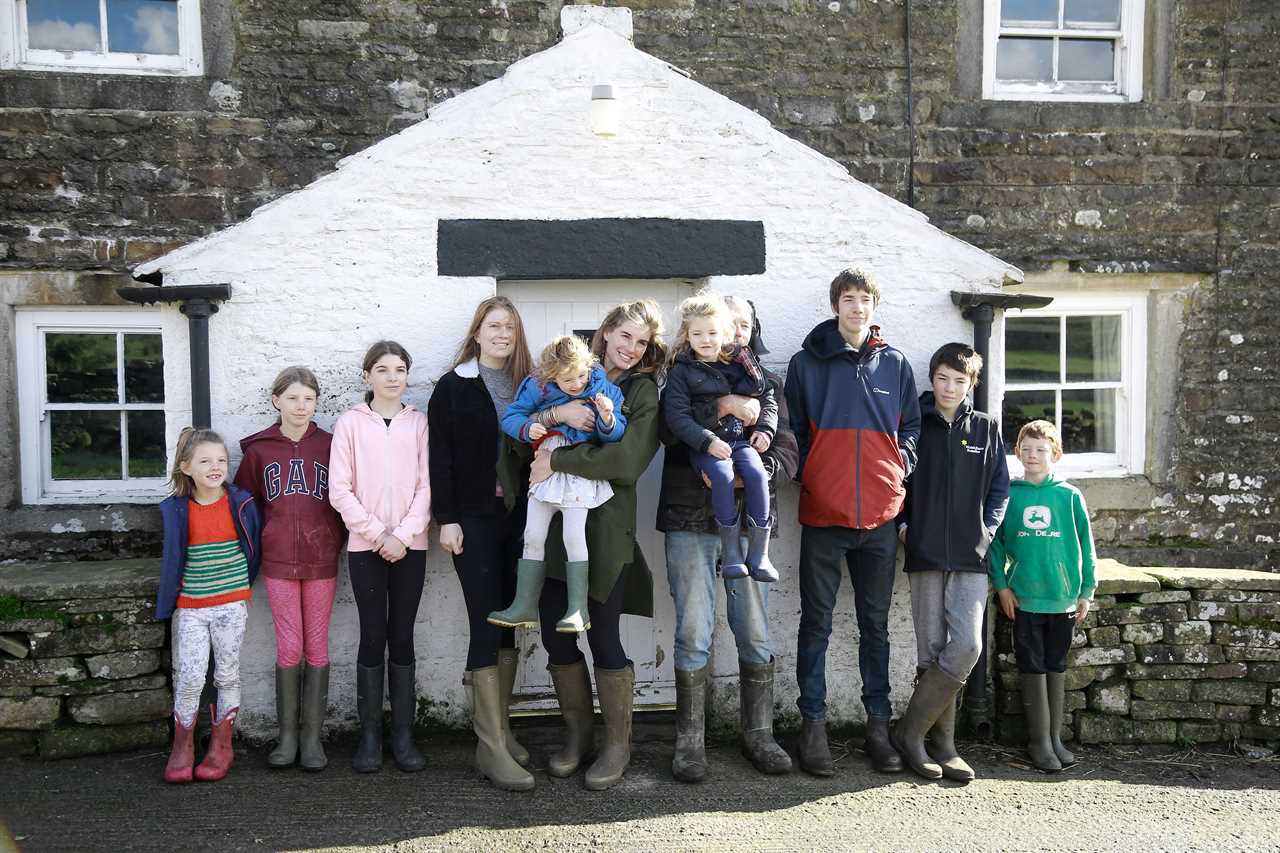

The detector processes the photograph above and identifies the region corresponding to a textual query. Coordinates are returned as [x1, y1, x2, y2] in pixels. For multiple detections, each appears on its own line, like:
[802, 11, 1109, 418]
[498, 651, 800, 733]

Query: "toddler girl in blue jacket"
[487, 335, 627, 633]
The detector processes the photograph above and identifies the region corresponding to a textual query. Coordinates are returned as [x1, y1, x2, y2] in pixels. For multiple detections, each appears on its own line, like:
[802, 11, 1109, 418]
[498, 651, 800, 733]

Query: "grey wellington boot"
[267, 664, 301, 768]
[797, 718, 835, 777]
[557, 560, 592, 633]
[739, 658, 792, 774]
[352, 663, 383, 773]
[488, 559, 547, 628]
[1046, 671, 1077, 767]
[1019, 673, 1063, 772]
[584, 663, 634, 790]
[672, 666, 708, 783]
[469, 667, 535, 791]
[547, 659, 595, 777]
[744, 518, 779, 583]
[890, 665, 963, 780]
[496, 648, 531, 767]
[299, 663, 329, 771]
[925, 687, 974, 782]
[718, 518, 749, 579]
[387, 662, 426, 772]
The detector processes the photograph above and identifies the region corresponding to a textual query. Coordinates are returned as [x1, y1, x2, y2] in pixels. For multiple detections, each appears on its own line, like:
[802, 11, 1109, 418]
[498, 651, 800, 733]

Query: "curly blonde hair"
[534, 334, 596, 385]
[668, 292, 734, 366]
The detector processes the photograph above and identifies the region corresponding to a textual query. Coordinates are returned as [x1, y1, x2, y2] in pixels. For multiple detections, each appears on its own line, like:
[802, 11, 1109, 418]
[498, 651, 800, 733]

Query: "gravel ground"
[2, 722, 1278, 853]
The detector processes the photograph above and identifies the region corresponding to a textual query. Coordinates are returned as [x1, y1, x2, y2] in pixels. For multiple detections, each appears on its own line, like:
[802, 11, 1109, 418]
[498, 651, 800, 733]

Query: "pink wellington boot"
[194, 705, 238, 782]
[163, 714, 196, 784]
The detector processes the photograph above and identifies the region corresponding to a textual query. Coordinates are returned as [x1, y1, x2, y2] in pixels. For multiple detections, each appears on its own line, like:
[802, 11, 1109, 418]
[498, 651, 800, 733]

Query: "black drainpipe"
[118, 281, 232, 429]
[905, 0, 915, 208]
[950, 291, 1053, 738]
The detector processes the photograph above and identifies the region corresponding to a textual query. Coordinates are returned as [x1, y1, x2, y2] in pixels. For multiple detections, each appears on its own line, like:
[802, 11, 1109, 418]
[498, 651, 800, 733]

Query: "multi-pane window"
[1001, 293, 1147, 476]
[983, 0, 1145, 102]
[0, 0, 202, 75]
[17, 310, 168, 503]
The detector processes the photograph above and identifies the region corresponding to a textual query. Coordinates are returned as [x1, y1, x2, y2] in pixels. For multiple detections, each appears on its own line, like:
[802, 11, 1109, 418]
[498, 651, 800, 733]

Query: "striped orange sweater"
[177, 494, 252, 609]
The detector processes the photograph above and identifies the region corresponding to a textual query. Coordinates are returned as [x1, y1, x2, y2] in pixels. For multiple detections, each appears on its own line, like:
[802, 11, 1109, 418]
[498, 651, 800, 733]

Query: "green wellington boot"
[557, 560, 592, 633]
[672, 665, 708, 783]
[496, 649, 530, 767]
[267, 663, 301, 768]
[891, 665, 964, 780]
[299, 662, 329, 771]
[584, 663, 634, 790]
[1046, 671, 1077, 767]
[547, 659, 595, 777]
[926, 686, 974, 782]
[1019, 673, 1063, 772]
[469, 667, 535, 791]
[488, 559, 546, 628]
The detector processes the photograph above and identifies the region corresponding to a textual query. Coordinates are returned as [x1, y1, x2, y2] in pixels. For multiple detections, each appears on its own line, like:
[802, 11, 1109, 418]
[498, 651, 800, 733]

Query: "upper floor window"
[16, 309, 169, 504]
[1001, 292, 1147, 478]
[0, 0, 202, 75]
[982, 0, 1145, 102]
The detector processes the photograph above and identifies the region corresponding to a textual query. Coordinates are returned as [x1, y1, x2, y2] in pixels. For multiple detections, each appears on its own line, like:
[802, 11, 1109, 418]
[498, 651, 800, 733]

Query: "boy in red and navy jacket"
[784, 268, 921, 777]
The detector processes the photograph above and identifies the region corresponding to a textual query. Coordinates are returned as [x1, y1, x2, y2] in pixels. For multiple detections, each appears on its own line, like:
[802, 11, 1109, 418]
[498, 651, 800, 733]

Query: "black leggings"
[348, 549, 426, 667]
[451, 500, 523, 670]
[539, 571, 628, 671]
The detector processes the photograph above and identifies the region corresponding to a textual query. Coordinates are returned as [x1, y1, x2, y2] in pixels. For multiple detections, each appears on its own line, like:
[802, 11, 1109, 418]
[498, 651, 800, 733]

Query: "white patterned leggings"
[522, 497, 589, 563]
[171, 601, 248, 727]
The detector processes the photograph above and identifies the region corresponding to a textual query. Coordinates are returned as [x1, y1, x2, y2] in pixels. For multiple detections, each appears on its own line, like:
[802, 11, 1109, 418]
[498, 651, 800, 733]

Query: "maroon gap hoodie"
[233, 422, 345, 580]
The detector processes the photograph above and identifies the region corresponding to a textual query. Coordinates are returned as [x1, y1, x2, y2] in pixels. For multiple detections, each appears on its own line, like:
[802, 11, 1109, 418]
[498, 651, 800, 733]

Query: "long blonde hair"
[591, 299, 668, 376]
[534, 335, 595, 385]
[451, 296, 533, 387]
[668, 292, 734, 366]
[168, 427, 227, 498]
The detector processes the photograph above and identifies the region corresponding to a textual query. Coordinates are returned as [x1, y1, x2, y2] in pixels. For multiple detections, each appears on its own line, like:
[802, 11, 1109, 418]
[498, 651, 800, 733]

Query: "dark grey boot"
[584, 663, 634, 791]
[267, 664, 301, 768]
[672, 666, 708, 783]
[1046, 671, 1077, 767]
[1019, 673, 1063, 772]
[739, 658, 792, 774]
[890, 665, 962, 780]
[352, 663, 383, 773]
[926, 689, 974, 782]
[299, 663, 329, 771]
[798, 718, 835, 777]
[744, 519, 779, 583]
[388, 662, 426, 772]
[718, 518, 748, 579]
[864, 715, 904, 773]
[547, 659, 595, 778]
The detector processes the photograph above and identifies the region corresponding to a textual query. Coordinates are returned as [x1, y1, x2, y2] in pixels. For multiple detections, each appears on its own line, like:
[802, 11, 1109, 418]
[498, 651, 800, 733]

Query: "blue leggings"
[690, 440, 769, 527]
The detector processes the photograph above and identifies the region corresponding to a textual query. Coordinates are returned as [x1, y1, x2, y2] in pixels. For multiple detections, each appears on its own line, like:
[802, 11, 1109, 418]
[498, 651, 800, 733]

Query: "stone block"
[38, 720, 169, 759]
[297, 19, 371, 39]
[1241, 724, 1280, 741]
[1088, 681, 1130, 715]
[1065, 690, 1086, 713]
[1226, 647, 1280, 662]
[1191, 681, 1267, 705]
[0, 695, 61, 730]
[1273, 688, 1280, 707]
[1132, 680, 1193, 701]
[1088, 626, 1121, 646]
[1131, 700, 1215, 720]
[1143, 566, 1280, 591]
[1136, 590, 1191, 603]
[1063, 666, 1100, 691]
[56, 597, 157, 616]
[1069, 644, 1135, 667]
[66, 689, 169, 725]
[0, 657, 86, 688]
[1216, 704, 1253, 722]
[1121, 623, 1164, 645]
[1165, 621, 1213, 645]
[0, 618, 62, 633]
[0, 730, 38, 757]
[33, 673, 165, 697]
[65, 601, 157, 628]
[1138, 644, 1224, 665]
[1096, 604, 1188, 626]
[1126, 663, 1247, 680]
[1236, 603, 1280, 622]
[1193, 590, 1280, 603]
[1189, 601, 1236, 621]
[1093, 561, 1160, 594]
[1131, 720, 1178, 744]
[27, 623, 165, 657]
[0, 560, 160, 600]
[84, 650, 160, 680]
[1072, 627, 1088, 648]
[1177, 721, 1222, 743]
[1077, 713, 1133, 744]
[1256, 708, 1280, 728]
[1214, 625, 1280, 648]
[0, 687, 32, 698]
[0, 634, 28, 658]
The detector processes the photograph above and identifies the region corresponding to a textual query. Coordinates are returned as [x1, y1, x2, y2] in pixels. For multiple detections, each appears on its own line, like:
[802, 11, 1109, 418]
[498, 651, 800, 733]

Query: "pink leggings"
[265, 577, 338, 667]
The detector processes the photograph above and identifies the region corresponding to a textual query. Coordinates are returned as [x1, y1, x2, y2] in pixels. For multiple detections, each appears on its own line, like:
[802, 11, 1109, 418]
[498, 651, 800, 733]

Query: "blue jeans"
[795, 521, 898, 720]
[665, 531, 771, 672]
[690, 441, 769, 528]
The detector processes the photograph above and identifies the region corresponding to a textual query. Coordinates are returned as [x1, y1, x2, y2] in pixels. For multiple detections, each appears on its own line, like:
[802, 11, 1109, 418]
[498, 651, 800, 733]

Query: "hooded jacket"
[233, 422, 345, 580]
[784, 319, 921, 529]
[989, 475, 1097, 613]
[329, 402, 431, 552]
[156, 485, 260, 620]
[501, 364, 627, 447]
[662, 345, 777, 451]
[898, 392, 1010, 574]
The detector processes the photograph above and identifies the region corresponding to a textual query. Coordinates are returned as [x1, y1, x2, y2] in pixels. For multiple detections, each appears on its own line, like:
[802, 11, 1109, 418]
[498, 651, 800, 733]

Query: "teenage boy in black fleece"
[892, 343, 1009, 782]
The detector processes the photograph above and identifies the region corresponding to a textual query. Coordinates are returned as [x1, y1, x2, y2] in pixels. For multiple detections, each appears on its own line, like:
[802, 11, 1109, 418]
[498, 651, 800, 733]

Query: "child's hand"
[708, 439, 732, 460]
[593, 393, 614, 419]
[440, 523, 464, 556]
[379, 535, 408, 562]
[997, 588, 1018, 621]
[528, 422, 548, 441]
[1074, 597, 1090, 625]
[749, 431, 772, 453]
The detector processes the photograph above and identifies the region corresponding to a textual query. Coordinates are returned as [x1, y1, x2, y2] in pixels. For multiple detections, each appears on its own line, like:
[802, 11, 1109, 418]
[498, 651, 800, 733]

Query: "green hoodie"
[988, 475, 1097, 613]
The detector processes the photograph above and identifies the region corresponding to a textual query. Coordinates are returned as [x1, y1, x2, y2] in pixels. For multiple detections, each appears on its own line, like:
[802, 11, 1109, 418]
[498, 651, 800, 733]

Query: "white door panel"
[497, 279, 694, 709]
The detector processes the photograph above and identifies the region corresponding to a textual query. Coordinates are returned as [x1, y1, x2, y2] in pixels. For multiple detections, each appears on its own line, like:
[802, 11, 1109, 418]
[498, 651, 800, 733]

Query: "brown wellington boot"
[547, 659, 595, 777]
[469, 667, 535, 791]
[496, 648, 531, 767]
[584, 663, 634, 790]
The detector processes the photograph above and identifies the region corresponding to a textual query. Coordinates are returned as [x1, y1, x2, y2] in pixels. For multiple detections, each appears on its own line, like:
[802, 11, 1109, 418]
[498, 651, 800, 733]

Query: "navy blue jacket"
[898, 392, 1010, 574]
[156, 485, 262, 619]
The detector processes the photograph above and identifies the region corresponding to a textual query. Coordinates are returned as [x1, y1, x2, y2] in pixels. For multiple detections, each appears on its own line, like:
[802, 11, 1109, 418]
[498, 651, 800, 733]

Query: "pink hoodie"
[329, 403, 431, 552]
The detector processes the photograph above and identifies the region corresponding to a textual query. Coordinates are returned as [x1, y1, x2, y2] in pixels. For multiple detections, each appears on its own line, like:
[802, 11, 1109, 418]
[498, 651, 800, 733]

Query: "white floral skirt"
[529, 434, 615, 509]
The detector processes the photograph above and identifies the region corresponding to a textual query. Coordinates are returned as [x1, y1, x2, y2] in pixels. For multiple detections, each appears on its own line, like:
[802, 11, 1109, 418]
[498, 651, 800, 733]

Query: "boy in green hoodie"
[989, 419, 1096, 772]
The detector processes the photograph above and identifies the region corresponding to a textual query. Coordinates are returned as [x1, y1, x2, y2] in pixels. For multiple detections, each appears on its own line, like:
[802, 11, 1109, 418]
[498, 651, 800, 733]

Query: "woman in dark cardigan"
[518, 299, 667, 790]
[428, 296, 536, 792]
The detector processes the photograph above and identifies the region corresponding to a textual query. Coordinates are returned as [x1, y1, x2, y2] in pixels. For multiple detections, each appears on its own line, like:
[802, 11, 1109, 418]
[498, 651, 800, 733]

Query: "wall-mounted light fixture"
[591, 83, 620, 137]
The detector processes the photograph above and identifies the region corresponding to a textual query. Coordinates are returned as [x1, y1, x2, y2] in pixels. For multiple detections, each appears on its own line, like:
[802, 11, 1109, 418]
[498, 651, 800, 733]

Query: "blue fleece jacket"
[501, 364, 627, 446]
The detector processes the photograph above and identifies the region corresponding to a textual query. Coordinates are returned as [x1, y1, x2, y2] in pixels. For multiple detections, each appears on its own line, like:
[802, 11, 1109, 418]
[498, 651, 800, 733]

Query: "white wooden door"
[497, 279, 694, 709]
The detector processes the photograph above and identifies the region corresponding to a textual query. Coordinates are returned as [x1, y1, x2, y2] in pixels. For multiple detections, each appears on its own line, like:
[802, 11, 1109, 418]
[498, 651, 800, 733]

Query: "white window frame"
[16, 308, 169, 504]
[982, 0, 1145, 103]
[0, 0, 202, 76]
[1001, 291, 1147, 479]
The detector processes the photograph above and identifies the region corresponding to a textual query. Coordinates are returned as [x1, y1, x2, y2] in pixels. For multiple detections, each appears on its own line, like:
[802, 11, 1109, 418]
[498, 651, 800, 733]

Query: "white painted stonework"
[138, 7, 1021, 737]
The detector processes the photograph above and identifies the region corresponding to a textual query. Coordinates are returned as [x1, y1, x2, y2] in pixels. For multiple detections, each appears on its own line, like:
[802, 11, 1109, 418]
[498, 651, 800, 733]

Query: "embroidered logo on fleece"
[1023, 506, 1052, 530]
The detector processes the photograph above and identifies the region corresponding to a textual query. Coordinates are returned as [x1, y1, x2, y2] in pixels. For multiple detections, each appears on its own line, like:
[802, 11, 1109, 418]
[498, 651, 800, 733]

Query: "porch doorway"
[497, 279, 696, 710]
